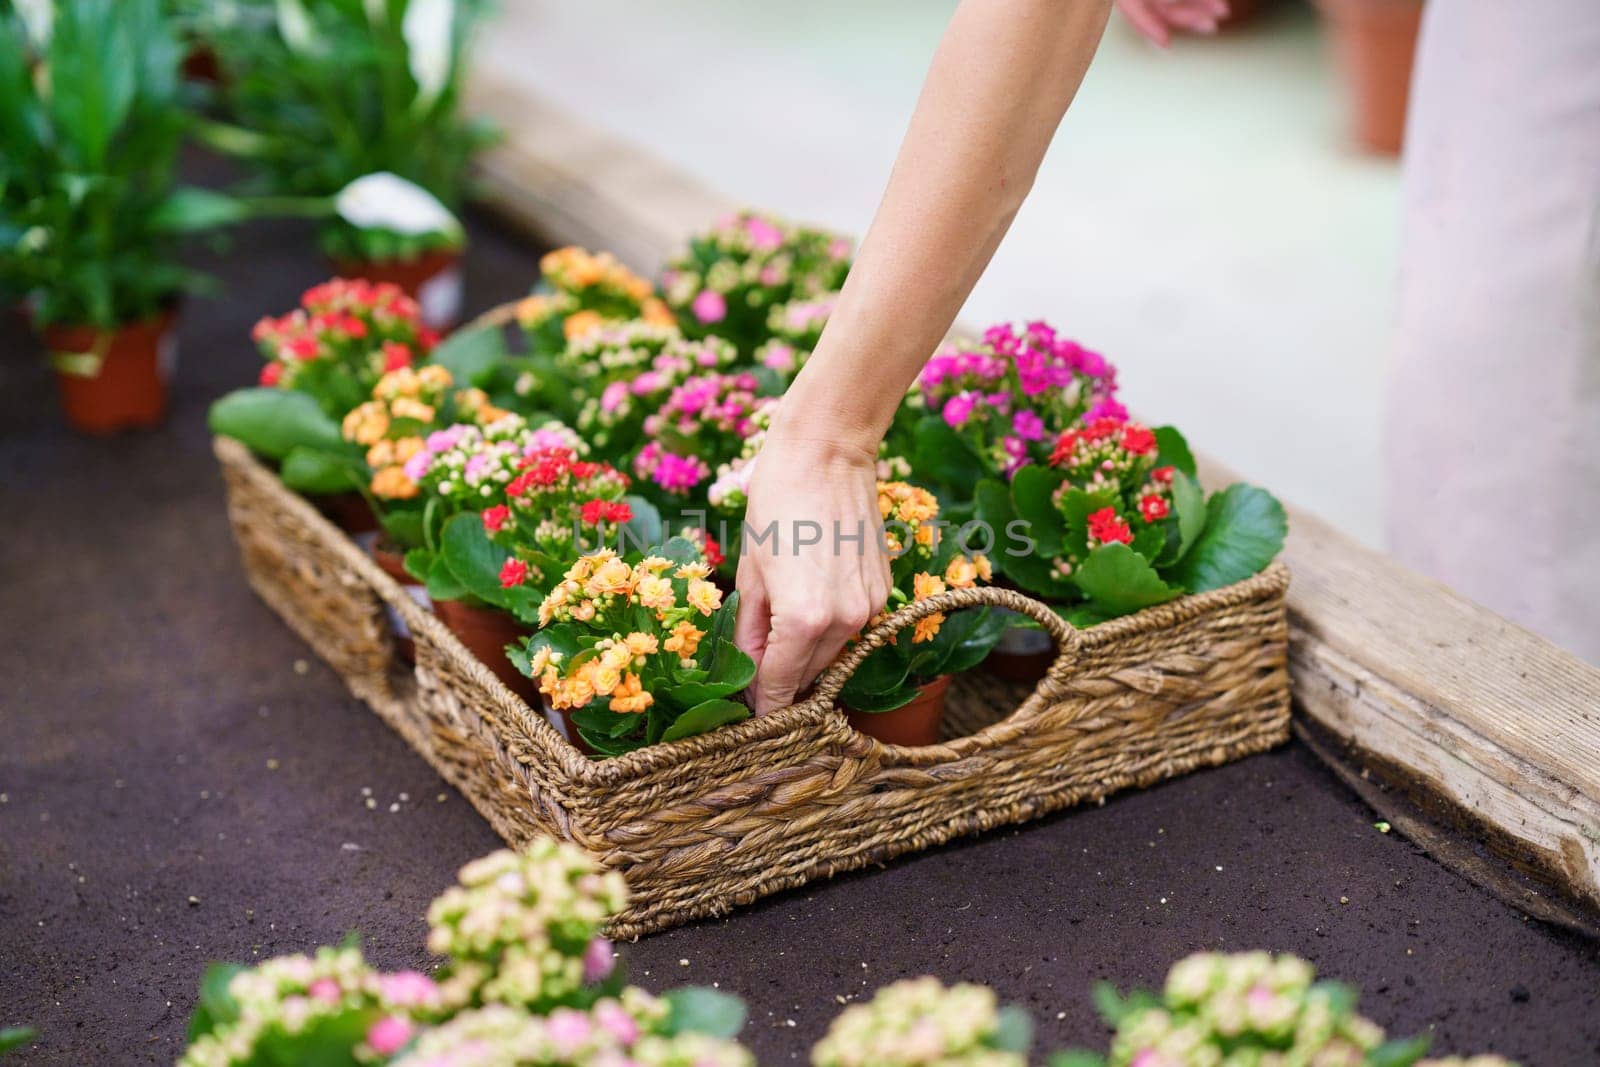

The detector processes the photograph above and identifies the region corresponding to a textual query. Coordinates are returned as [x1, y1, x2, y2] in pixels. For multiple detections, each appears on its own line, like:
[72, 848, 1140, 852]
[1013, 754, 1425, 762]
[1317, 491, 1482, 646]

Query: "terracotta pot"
[182, 45, 222, 84]
[981, 614, 1058, 683]
[1315, 0, 1423, 155]
[317, 491, 379, 536]
[44, 311, 176, 434]
[370, 541, 430, 664]
[845, 675, 952, 748]
[330, 247, 464, 330]
[431, 598, 537, 700]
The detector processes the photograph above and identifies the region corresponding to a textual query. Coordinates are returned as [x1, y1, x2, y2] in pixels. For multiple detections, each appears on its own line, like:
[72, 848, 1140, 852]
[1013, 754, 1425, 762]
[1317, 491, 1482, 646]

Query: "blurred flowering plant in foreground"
[174, 839, 1519, 1067]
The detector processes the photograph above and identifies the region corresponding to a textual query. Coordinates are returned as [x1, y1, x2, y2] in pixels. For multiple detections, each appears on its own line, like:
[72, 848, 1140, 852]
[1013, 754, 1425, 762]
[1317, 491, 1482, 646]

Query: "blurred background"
[478, 0, 1402, 546]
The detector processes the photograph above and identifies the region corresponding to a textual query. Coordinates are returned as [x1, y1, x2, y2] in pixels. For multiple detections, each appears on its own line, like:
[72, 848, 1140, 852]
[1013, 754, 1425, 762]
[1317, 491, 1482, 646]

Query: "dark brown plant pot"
[845, 675, 952, 748]
[330, 247, 464, 331]
[316, 491, 379, 535]
[980, 608, 1059, 684]
[44, 311, 176, 435]
[370, 541, 428, 664]
[1315, 0, 1423, 155]
[431, 598, 538, 701]
[182, 45, 223, 84]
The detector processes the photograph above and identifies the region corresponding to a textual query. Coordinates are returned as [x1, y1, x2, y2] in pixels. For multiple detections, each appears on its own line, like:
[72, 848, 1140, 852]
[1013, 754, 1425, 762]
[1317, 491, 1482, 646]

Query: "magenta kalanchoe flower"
[914, 319, 1122, 480]
[691, 289, 727, 324]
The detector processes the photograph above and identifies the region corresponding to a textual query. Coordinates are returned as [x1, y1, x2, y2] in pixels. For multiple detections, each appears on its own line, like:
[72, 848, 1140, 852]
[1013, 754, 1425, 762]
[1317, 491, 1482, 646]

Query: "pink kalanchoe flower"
[593, 999, 639, 1044]
[426, 426, 465, 453]
[762, 343, 797, 374]
[1012, 410, 1045, 442]
[744, 215, 784, 251]
[600, 380, 630, 414]
[942, 391, 979, 428]
[583, 937, 616, 983]
[307, 978, 341, 1004]
[366, 1015, 414, 1056]
[403, 450, 433, 482]
[379, 970, 439, 1007]
[546, 1008, 593, 1054]
[1084, 396, 1129, 424]
[691, 289, 727, 324]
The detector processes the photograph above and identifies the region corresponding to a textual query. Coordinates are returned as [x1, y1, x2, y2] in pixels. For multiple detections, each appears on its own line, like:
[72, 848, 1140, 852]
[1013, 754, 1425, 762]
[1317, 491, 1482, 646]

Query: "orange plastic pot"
[845, 675, 951, 748]
[44, 311, 176, 434]
[1315, 0, 1424, 155]
[330, 247, 464, 331]
[371, 541, 428, 664]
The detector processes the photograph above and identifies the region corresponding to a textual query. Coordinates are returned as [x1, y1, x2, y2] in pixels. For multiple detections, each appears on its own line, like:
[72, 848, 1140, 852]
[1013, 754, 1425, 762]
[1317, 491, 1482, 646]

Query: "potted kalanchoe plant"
[180, 840, 754, 1067]
[661, 210, 852, 357]
[516, 246, 676, 357]
[0, 0, 252, 433]
[836, 482, 1005, 747]
[751, 289, 839, 389]
[514, 537, 754, 756]
[413, 433, 657, 727]
[1049, 950, 1502, 1067]
[976, 413, 1286, 628]
[909, 320, 1124, 501]
[200, 0, 496, 326]
[632, 370, 767, 508]
[813, 977, 1032, 1067]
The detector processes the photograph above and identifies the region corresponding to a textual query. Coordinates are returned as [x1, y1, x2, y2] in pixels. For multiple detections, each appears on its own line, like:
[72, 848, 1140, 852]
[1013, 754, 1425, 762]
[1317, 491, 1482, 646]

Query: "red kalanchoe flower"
[1121, 424, 1157, 455]
[703, 532, 725, 568]
[1151, 465, 1175, 485]
[382, 341, 413, 371]
[258, 362, 284, 387]
[339, 314, 368, 339]
[417, 327, 441, 352]
[1087, 507, 1133, 546]
[481, 505, 511, 534]
[285, 335, 320, 362]
[1138, 494, 1170, 523]
[499, 558, 529, 588]
[606, 501, 633, 524]
[579, 499, 608, 525]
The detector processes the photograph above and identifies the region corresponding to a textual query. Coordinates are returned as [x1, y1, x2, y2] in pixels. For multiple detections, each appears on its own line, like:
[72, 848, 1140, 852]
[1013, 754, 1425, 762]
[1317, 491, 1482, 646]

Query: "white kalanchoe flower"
[812, 977, 1023, 1067]
[402, 0, 455, 106]
[335, 172, 463, 240]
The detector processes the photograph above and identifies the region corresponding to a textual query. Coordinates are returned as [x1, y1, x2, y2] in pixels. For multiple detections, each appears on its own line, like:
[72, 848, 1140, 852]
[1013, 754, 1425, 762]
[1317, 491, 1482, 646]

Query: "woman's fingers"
[733, 553, 771, 681]
[751, 596, 833, 715]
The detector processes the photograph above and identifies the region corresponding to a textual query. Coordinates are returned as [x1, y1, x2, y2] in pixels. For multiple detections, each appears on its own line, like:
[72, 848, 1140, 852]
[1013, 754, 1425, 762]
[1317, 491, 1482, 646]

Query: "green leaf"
[420, 550, 468, 601]
[841, 645, 911, 700]
[440, 512, 512, 609]
[0, 1027, 36, 1057]
[1048, 1052, 1107, 1067]
[1010, 464, 1068, 558]
[1162, 471, 1207, 566]
[1161, 484, 1287, 594]
[186, 963, 243, 1043]
[619, 495, 662, 552]
[432, 324, 507, 388]
[660, 698, 750, 743]
[208, 388, 346, 460]
[1153, 425, 1196, 477]
[939, 606, 1011, 676]
[1072, 543, 1182, 617]
[991, 1004, 1033, 1054]
[279, 446, 361, 494]
[1365, 1034, 1433, 1067]
[840, 681, 920, 713]
[663, 986, 747, 1039]
[913, 415, 985, 499]
[150, 187, 253, 232]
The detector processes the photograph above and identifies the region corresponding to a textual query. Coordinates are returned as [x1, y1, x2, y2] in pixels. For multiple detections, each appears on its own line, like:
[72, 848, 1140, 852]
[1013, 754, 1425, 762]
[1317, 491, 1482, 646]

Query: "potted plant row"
[213, 207, 1287, 759]
[167, 839, 1518, 1067]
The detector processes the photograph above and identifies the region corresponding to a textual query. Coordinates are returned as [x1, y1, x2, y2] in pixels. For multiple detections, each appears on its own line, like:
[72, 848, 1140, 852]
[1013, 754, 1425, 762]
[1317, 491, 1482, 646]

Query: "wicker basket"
[215, 435, 1291, 938]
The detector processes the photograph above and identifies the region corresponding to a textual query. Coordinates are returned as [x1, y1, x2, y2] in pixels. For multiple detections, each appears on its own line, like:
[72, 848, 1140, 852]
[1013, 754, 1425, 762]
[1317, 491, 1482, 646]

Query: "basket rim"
[215, 434, 1290, 787]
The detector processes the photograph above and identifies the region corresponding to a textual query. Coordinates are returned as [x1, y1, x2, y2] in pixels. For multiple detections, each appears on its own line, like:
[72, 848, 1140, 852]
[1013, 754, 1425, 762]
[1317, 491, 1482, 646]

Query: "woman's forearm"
[775, 0, 1114, 452]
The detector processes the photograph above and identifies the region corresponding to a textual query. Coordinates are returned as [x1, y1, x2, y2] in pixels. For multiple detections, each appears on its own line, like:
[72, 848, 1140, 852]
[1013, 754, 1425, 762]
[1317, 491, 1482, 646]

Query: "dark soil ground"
[2, 167, 1597, 1065]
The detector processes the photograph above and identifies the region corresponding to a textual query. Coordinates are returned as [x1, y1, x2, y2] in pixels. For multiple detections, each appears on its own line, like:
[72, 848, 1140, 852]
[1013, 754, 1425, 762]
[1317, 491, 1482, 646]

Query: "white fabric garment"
[1386, 0, 1600, 663]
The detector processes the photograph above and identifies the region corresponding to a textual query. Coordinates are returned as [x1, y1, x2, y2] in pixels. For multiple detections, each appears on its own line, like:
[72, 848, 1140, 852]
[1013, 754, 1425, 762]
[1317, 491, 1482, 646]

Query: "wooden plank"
[464, 68, 1600, 918]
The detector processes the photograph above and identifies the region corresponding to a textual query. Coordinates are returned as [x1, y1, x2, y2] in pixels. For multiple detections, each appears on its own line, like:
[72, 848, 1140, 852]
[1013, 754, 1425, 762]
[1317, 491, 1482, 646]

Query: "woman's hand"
[733, 432, 892, 715]
[1116, 0, 1229, 47]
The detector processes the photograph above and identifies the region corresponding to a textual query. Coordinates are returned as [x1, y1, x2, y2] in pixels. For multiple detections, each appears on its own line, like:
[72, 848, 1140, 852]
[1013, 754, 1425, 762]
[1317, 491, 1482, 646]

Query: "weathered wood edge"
[463, 67, 1600, 922]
